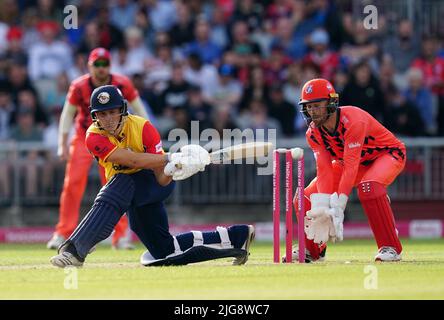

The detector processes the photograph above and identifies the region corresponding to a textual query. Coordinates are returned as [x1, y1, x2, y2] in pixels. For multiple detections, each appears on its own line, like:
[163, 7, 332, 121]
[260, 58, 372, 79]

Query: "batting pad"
[140, 245, 246, 266]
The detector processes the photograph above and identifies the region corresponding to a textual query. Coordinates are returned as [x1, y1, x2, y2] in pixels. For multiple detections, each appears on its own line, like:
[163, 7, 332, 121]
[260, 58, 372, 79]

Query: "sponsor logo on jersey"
[348, 142, 361, 149]
[155, 141, 163, 153]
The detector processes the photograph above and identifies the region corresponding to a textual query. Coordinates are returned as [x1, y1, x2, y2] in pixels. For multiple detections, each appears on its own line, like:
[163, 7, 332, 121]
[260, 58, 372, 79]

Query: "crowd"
[0, 0, 444, 152]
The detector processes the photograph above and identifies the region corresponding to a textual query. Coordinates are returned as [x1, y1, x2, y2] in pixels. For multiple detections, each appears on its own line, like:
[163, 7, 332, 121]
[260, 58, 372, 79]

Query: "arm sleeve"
[306, 130, 334, 193]
[142, 121, 164, 155]
[58, 101, 77, 135]
[85, 132, 117, 162]
[129, 96, 149, 119]
[338, 120, 367, 196]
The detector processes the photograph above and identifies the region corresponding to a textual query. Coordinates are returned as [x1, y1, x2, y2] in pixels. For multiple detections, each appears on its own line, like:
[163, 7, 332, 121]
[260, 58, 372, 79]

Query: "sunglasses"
[93, 60, 110, 68]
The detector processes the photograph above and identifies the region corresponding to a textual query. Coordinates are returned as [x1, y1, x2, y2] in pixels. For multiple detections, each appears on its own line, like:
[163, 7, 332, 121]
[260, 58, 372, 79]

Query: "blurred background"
[0, 0, 443, 240]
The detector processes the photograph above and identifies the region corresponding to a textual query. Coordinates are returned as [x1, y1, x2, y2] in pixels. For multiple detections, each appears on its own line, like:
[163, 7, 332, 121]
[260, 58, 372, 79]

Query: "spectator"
[261, 43, 292, 86]
[270, 16, 299, 60]
[67, 52, 88, 81]
[42, 72, 69, 111]
[21, 8, 41, 52]
[35, 0, 63, 23]
[227, 20, 262, 77]
[209, 6, 230, 51]
[186, 85, 214, 132]
[169, 1, 195, 48]
[384, 85, 425, 137]
[109, 0, 138, 32]
[411, 36, 444, 135]
[383, 19, 421, 76]
[403, 68, 436, 135]
[96, 6, 124, 50]
[229, 0, 263, 32]
[183, 52, 219, 100]
[144, 44, 173, 94]
[131, 73, 157, 118]
[122, 26, 152, 76]
[237, 99, 282, 139]
[303, 28, 339, 81]
[143, 0, 178, 32]
[134, 8, 156, 51]
[9, 108, 44, 197]
[213, 103, 238, 137]
[204, 63, 242, 110]
[268, 83, 296, 137]
[160, 62, 191, 112]
[0, 26, 28, 75]
[27, 21, 73, 81]
[282, 62, 303, 108]
[238, 66, 270, 113]
[341, 61, 385, 121]
[184, 17, 222, 64]
[77, 21, 101, 56]
[6, 61, 38, 103]
[340, 19, 379, 71]
[14, 89, 49, 128]
[0, 81, 14, 140]
[0, 80, 14, 199]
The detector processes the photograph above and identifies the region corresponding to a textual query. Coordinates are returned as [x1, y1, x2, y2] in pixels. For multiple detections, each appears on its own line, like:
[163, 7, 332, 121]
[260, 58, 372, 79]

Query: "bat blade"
[209, 142, 273, 164]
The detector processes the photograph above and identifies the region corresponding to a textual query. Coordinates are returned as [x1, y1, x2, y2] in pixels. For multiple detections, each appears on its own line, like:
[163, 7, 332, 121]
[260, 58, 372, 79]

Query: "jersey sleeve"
[121, 76, 139, 102]
[66, 82, 82, 106]
[306, 129, 334, 193]
[338, 120, 367, 196]
[85, 132, 118, 161]
[142, 121, 164, 155]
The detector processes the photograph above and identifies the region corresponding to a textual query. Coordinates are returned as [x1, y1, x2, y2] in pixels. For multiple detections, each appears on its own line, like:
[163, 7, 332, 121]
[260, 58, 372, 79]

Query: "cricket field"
[1, 239, 443, 300]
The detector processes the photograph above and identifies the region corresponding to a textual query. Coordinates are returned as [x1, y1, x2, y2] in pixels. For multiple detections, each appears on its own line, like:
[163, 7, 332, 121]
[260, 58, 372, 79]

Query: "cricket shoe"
[232, 225, 255, 265]
[374, 246, 401, 262]
[282, 246, 327, 263]
[46, 234, 65, 250]
[50, 251, 84, 268]
[112, 237, 135, 250]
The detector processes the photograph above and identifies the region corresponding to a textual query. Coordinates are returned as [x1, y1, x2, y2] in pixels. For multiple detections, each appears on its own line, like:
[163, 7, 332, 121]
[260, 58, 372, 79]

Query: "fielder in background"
[289, 78, 406, 262]
[50, 85, 254, 268]
[47, 48, 149, 250]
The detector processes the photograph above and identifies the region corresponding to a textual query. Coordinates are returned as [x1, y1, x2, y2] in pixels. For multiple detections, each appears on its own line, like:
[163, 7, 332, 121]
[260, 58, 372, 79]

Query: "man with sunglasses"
[47, 48, 149, 251]
[286, 78, 406, 263]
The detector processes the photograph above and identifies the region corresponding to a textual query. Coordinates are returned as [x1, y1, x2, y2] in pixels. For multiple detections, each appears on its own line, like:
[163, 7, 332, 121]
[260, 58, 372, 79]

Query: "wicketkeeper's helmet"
[298, 78, 339, 124]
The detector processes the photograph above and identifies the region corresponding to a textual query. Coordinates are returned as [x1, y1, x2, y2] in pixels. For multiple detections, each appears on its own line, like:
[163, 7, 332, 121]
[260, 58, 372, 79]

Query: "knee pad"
[358, 180, 387, 200]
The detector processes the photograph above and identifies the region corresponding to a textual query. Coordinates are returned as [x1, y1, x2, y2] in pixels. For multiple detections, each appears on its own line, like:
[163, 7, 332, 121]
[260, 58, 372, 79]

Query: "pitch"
[0, 239, 443, 299]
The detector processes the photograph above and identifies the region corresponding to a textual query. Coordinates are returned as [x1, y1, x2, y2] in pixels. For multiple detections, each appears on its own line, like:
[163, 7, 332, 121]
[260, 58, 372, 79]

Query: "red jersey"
[411, 57, 444, 95]
[306, 106, 406, 195]
[66, 73, 139, 137]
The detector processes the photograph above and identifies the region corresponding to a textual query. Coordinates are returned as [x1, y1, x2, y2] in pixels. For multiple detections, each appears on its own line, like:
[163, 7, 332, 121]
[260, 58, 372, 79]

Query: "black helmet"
[89, 85, 128, 121]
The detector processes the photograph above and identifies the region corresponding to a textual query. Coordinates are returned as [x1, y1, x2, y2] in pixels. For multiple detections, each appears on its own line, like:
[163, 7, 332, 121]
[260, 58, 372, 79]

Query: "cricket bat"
[209, 142, 273, 164]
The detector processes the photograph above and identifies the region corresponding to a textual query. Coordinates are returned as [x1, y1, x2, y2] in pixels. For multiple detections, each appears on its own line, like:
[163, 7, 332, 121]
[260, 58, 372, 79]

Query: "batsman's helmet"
[298, 78, 339, 123]
[89, 85, 128, 122]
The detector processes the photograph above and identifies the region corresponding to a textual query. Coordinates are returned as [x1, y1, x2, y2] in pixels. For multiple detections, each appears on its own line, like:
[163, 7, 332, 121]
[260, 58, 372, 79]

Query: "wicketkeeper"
[288, 78, 406, 262]
[50, 85, 254, 267]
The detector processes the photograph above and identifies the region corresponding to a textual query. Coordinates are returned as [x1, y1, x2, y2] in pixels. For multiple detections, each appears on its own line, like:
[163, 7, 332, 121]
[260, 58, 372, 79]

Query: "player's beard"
[311, 113, 329, 127]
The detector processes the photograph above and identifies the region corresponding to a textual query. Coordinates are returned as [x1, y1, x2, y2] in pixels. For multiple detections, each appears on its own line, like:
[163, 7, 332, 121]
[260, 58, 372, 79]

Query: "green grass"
[0, 239, 443, 299]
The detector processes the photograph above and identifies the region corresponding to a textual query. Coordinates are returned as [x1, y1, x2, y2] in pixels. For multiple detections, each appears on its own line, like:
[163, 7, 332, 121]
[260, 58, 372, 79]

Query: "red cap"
[36, 20, 59, 34]
[7, 26, 23, 41]
[88, 47, 111, 65]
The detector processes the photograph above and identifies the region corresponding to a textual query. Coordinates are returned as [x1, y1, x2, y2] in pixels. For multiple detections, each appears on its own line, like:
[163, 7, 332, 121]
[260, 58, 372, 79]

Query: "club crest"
[305, 84, 313, 94]
[97, 92, 110, 104]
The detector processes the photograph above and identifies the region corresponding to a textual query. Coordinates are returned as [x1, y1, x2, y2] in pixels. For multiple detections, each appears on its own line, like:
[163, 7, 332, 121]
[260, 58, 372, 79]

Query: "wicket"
[273, 148, 305, 263]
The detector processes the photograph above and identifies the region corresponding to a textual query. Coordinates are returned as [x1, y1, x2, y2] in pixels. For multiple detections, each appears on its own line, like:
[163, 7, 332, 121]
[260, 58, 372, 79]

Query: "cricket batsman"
[50, 85, 254, 267]
[47, 48, 149, 250]
[288, 78, 406, 262]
